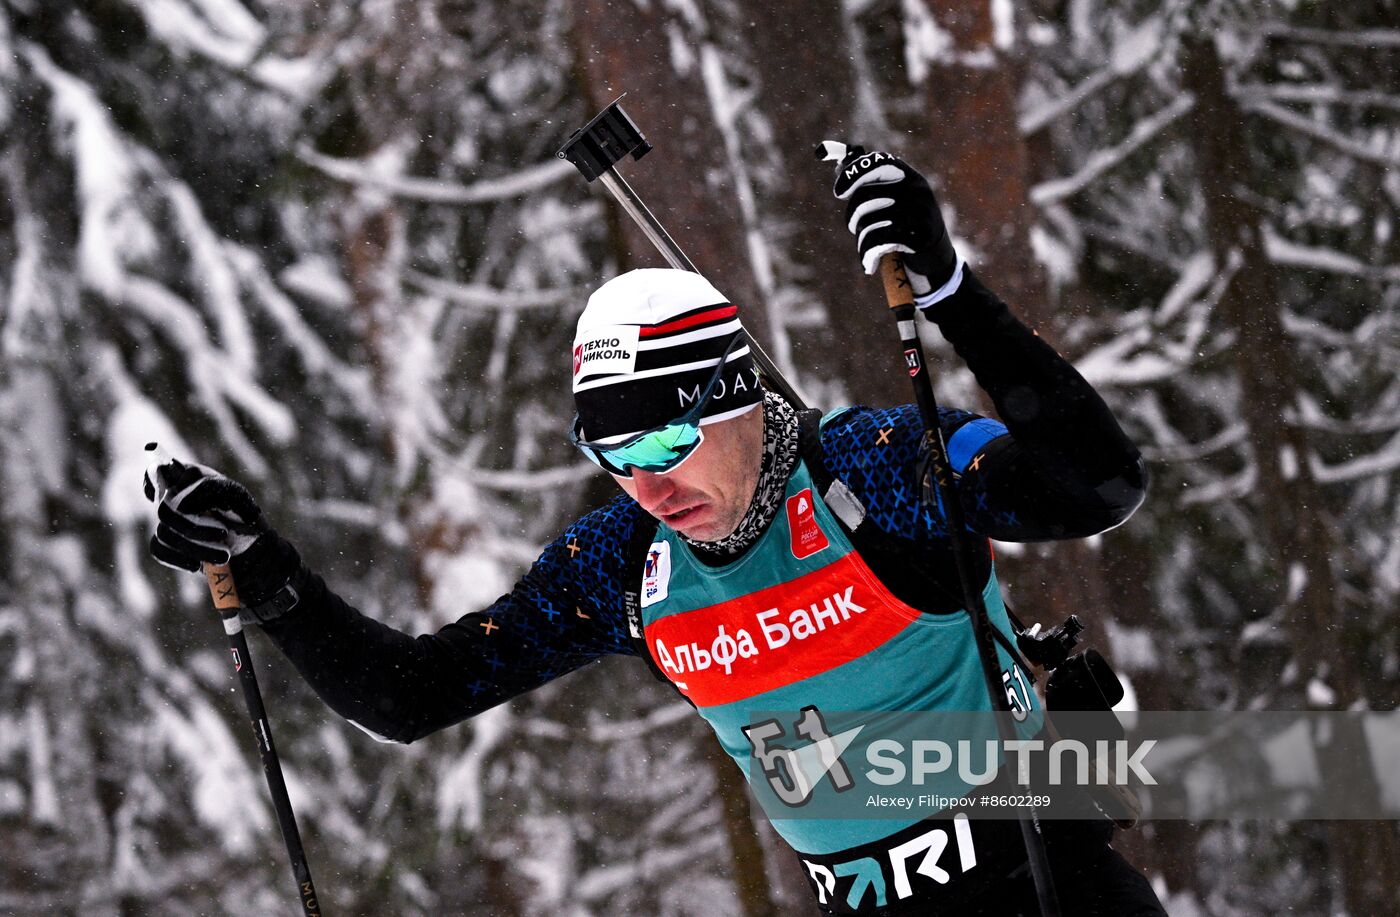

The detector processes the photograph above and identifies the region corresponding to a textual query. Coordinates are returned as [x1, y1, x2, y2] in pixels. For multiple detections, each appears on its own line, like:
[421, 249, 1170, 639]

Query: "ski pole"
[884, 259, 1061, 916]
[558, 95, 808, 412]
[203, 564, 323, 916]
[815, 142, 1061, 917]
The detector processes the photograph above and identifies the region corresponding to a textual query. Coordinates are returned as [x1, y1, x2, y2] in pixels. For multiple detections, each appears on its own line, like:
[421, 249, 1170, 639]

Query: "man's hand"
[143, 445, 269, 572]
[829, 145, 962, 305]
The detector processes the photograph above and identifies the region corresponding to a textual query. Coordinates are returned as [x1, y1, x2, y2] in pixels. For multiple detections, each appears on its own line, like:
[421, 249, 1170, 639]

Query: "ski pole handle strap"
[204, 563, 242, 611]
[880, 255, 917, 311]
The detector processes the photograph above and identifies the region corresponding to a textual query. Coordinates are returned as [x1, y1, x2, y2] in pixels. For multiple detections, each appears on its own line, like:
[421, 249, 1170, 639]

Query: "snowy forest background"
[2, 0, 1398, 914]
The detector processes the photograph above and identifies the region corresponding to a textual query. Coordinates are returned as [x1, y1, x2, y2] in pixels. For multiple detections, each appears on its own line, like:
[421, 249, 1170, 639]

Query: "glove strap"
[242, 578, 301, 626]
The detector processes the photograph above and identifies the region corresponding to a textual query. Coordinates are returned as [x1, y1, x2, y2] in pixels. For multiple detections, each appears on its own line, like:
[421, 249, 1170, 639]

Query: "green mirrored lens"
[572, 330, 745, 476]
[606, 421, 703, 469]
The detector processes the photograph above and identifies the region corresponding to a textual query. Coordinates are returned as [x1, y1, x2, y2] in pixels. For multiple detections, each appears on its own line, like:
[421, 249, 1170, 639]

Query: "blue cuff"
[947, 417, 1007, 474]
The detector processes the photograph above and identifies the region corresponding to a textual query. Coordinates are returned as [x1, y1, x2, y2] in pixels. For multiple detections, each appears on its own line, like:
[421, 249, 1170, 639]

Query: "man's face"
[613, 403, 765, 541]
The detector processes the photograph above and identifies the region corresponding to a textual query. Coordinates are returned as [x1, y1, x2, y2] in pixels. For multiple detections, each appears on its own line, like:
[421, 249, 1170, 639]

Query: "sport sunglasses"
[571, 331, 749, 478]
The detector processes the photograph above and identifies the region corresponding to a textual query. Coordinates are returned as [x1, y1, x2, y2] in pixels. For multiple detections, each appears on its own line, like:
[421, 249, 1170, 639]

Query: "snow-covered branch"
[1263, 224, 1400, 283]
[1180, 464, 1256, 506]
[1297, 392, 1400, 436]
[519, 702, 694, 742]
[1074, 250, 1235, 388]
[1152, 250, 1215, 326]
[113, 277, 295, 469]
[129, 0, 325, 99]
[405, 270, 588, 312]
[1242, 100, 1400, 169]
[1140, 423, 1247, 464]
[225, 244, 375, 401]
[1234, 83, 1400, 114]
[1030, 94, 1195, 206]
[468, 464, 600, 492]
[297, 145, 576, 205]
[302, 499, 408, 543]
[1257, 23, 1400, 49]
[168, 182, 255, 373]
[1310, 430, 1400, 484]
[1075, 323, 1211, 387]
[575, 832, 726, 902]
[1076, 217, 1184, 271]
[1020, 19, 1163, 136]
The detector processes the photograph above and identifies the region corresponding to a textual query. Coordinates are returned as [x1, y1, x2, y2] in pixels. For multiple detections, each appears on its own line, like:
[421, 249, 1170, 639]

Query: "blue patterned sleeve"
[819, 399, 1140, 543]
[818, 403, 1008, 540]
[260, 496, 648, 744]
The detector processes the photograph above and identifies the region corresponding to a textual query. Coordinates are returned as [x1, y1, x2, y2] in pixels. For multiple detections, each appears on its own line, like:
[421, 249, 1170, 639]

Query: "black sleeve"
[929, 266, 1148, 541]
[241, 497, 648, 744]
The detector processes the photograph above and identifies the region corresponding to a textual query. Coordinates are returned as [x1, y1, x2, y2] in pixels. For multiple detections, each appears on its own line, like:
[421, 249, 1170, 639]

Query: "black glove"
[823, 142, 962, 307]
[142, 444, 303, 623]
[142, 444, 270, 572]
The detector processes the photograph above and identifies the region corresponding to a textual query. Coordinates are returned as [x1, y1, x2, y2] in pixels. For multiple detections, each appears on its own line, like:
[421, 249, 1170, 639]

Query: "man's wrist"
[229, 530, 303, 623]
[913, 256, 966, 312]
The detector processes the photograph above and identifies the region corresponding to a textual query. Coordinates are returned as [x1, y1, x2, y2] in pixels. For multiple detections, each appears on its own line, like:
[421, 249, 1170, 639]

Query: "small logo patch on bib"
[786, 488, 830, 560]
[641, 541, 671, 607]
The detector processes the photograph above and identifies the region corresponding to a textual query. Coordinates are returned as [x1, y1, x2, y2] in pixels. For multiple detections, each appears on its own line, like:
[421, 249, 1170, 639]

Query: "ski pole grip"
[204, 563, 242, 611]
[879, 255, 916, 311]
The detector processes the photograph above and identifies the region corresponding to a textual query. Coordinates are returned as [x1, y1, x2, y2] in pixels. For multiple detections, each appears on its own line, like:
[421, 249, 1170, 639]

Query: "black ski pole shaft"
[877, 256, 1061, 917]
[558, 95, 808, 411]
[204, 564, 323, 916]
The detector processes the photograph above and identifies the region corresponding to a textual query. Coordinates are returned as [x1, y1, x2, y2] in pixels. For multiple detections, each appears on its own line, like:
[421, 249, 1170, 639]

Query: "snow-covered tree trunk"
[1183, 31, 1400, 916]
